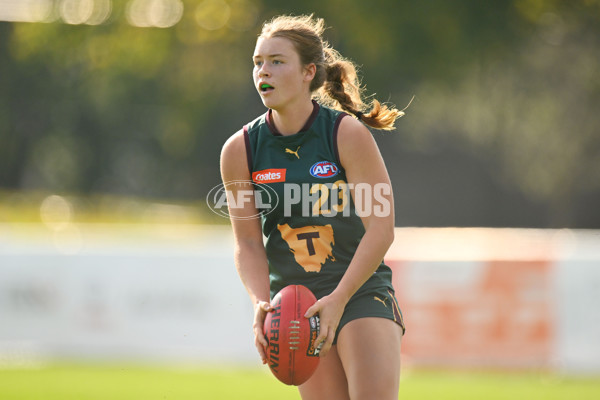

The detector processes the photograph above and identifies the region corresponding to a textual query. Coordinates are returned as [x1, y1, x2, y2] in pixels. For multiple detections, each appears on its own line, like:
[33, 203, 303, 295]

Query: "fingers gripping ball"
[263, 285, 321, 386]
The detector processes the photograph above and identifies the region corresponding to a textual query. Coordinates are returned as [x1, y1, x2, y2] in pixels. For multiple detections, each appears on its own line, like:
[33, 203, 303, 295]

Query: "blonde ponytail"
[260, 14, 405, 131]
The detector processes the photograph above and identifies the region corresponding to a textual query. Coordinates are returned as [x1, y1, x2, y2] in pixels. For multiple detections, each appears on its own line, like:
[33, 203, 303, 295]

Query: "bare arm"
[305, 116, 395, 356]
[220, 130, 272, 363]
[331, 116, 395, 303]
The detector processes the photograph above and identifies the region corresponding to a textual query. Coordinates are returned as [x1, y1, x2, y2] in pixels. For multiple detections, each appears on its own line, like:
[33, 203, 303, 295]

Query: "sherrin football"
[263, 285, 321, 386]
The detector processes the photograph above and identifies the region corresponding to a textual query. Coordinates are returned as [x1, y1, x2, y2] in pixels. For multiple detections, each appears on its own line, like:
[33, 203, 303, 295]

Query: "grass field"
[0, 364, 599, 400]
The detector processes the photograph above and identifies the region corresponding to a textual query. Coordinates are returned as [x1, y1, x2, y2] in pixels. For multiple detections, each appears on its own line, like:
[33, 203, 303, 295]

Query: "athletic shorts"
[333, 288, 406, 344]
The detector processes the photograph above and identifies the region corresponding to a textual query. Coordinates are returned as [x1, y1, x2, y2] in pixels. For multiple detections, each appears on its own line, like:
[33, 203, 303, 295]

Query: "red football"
[263, 285, 321, 386]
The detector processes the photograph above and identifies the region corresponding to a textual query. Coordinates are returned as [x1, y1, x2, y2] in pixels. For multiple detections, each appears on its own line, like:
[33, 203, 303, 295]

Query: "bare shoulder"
[337, 115, 382, 166]
[221, 129, 245, 160]
[220, 129, 250, 181]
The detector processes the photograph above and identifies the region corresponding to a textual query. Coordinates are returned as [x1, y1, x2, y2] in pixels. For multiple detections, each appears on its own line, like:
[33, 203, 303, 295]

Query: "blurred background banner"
[1, 225, 599, 375]
[0, 223, 255, 366]
[389, 228, 600, 374]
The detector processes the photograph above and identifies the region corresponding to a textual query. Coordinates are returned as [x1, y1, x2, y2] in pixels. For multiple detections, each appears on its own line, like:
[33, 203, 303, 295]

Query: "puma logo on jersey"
[374, 296, 388, 308]
[285, 146, 301, 159]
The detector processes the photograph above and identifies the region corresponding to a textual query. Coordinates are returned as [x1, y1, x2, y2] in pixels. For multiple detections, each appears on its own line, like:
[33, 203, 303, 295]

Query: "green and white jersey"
[243, 101, 394, 300]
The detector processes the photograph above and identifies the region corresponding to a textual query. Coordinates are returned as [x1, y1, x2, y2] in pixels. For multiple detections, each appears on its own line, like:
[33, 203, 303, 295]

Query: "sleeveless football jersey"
[244, 100, 394, 300]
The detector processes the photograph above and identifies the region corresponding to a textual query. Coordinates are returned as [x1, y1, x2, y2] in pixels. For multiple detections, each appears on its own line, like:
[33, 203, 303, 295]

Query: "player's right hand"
[253, 300, 273, 364]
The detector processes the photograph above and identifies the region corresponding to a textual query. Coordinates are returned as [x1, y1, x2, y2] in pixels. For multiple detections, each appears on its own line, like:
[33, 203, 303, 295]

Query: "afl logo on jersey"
[310, 161, 339, 178]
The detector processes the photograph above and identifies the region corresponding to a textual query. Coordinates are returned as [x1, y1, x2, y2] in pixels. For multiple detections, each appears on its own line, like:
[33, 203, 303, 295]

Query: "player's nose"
[258, 64, 271, 77]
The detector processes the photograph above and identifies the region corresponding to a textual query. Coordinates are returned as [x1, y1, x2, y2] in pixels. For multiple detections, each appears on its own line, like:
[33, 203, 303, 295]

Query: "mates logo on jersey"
[252, 168, 287, 184]
[310, 161, 339, 178]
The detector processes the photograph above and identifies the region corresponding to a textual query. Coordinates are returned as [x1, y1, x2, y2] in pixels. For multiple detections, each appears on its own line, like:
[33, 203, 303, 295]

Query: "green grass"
[0, 364, 297, 400]
[400, 369, 600, 400]
[1, 364, 599, 400]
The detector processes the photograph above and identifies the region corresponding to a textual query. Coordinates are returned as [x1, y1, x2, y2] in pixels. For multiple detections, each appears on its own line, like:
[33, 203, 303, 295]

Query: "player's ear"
[303, 63, 317, 82]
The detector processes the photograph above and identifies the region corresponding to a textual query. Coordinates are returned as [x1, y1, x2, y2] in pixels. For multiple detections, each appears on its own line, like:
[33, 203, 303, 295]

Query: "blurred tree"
[1, 0, 262, 199]
[404, 0, 600, 226]
[0, 0, 599, 227]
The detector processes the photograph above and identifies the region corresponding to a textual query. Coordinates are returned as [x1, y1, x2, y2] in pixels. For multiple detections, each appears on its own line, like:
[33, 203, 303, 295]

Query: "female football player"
[220, 14, 405, 400]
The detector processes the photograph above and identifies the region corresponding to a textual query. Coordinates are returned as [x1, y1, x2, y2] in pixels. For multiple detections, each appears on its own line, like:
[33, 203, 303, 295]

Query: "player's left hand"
[304, 293, 347, 358]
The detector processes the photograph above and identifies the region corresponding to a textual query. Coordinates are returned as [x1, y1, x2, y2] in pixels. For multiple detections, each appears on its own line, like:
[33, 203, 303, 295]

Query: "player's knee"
[349, 387, 397, 400]
[348, 377, 398, 400]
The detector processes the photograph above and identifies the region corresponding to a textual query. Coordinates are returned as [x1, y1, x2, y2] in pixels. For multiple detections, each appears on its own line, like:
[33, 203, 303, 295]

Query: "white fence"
[0, 224, 254, 366]
[0, 224, 599, 373]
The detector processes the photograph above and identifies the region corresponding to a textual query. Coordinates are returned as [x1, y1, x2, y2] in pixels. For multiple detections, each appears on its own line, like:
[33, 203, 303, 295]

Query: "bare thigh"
[298, 345, 350, 400]
[337, 317, 403, 400]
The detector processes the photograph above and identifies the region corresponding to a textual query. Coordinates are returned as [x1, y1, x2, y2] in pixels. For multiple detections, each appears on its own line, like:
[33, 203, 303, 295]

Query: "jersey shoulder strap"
[242, 113, 267, 174]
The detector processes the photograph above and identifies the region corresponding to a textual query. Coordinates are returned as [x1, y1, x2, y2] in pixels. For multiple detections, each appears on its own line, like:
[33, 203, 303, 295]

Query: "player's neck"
[271, 98, 315, 136]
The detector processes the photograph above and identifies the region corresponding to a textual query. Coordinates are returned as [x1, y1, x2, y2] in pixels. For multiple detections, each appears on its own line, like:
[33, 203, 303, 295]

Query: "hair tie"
[353, 110, 363, 120]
